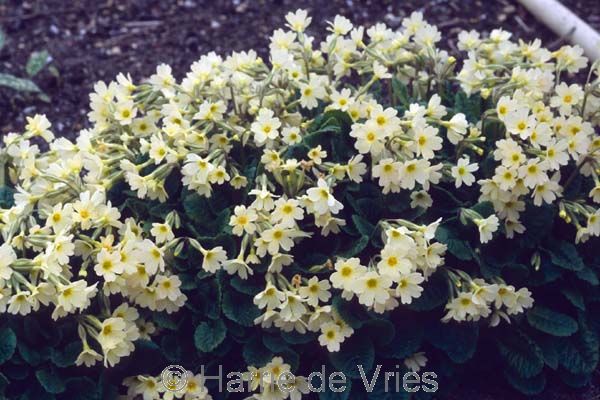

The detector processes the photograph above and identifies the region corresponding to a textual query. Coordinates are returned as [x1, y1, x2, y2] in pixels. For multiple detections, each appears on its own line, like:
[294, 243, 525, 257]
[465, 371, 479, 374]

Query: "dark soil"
[3, 0, 596, 138]
[1, 0, 600, 399]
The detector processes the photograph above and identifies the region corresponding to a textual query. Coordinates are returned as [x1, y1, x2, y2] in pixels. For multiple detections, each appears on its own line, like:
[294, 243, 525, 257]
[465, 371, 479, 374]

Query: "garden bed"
[1, 1, 600, 399]
[2, 0, 596, 137]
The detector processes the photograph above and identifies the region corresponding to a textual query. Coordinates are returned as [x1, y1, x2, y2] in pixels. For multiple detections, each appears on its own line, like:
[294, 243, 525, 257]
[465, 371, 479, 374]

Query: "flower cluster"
[123, 370, 212, 400]
[1, 126, 187, 367]
[1, 7, 599, 398]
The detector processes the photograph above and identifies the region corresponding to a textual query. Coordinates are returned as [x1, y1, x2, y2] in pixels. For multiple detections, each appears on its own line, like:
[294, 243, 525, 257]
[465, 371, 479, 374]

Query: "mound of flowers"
[0, 9, 599, 399]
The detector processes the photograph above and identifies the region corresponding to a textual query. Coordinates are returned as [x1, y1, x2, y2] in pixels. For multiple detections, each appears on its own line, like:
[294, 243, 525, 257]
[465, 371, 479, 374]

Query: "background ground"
[3, 0, 600, 138]
[1, 0, 600, 398]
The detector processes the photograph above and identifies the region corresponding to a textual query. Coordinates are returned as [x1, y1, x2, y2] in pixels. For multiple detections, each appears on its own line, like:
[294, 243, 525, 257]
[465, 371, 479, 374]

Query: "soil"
[1, 0, 600, 398]
[4, 0, 599, 138]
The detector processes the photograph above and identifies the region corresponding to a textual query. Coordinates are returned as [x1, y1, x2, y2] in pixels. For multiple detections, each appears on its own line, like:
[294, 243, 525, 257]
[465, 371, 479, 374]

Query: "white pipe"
[518, 0, 600, 61]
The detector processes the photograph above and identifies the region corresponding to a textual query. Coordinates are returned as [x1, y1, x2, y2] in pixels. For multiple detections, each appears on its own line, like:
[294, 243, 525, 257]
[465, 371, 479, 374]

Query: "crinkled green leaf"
[453, 91, 481, 123]
[329, 336, 374, 379]
[318, 379, 352, 400]
[497, 331, 544, 378]
[0, 327, 16, 365]
[504, 370, 546, 396]
[337, 235, 369, 258]
[243, 335, 273, 368]
[426, 321, 478, 364]
[548, 240, 585, 271]
[435, 225, 473, 261]
[35, 367, 65, 394]
[406, 271, 449, 312]
[536, 335, 559, 370]
[262, 334, 289, 353]
[194, 319, 227, 352]
[0, 186, 14, 209]
[561, 286, 585, 310]
[527, 306, 578, 337]
[559, 320, 599, 375]
[362, 319, 395, 347]
[332, 296, 368, 330]
[351, 214, 376, 237]
[50, 341, 81, 367]
[560, 370, 593, 389]
[222, 288, 260, 327]
[381, 321, 423, 359]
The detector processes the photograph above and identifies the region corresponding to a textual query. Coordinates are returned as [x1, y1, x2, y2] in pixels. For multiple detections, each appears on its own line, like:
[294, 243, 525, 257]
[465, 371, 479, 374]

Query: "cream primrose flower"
[353, 271, 392, 308]
[298, 276, 332, 306]
[474, 215, 500, 244]
[306, 178, 343, 215]
[150, 222, 174, 244]
[0, 243, 17, 280]
[330, 257, 367, 292]
[318, 322, 344, 352]
[451, 157, 479, 188]
[199, 246, 228, 273]
[395, 272, 425, 304]
[229, 205, 258, 236]
[251, 108, 281, 145]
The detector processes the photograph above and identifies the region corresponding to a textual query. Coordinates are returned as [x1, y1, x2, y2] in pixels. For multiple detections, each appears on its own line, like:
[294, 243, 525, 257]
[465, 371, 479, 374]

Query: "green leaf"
[536, 335, 559, 370]
[230, 275, 263, 296]
[243, 335, 273, 367]
[352, 214, 376, 237]
[497, 331, 544, 378]
[392, 77, 410, 107]
[65, 377, 100, 400]
[262, 334, 289, 353]
[183, 192, 213, 224]
[26, 50, 50, 77]
[194, 319, 227, 352]
[319, 380, 352, 400]
[453, 91, 481, 123]
[470, 201, 494, 217]
[520, 204, 555, 247]
[222, 288, 261, 327]
[0, 327, 16, 365]
[406, 271, 448, 312]
[35, 367, 66, 394]
[576, 266, 599, 285]
[435, 225, 473, 261]
[0, 73, 41, 93]
[527, 306, 578, 337]
[561, 286, 585, 310]
[332, 296, 368, 330]
[362, 319, 395, 347]
[529, 256, 563, 286]
[504, 370, 546, 396]
[50, 342, 81, 367]
[337, 235, 369, 258]
[381, 321, 423, 359]
[0, 186, 14, 208]
[548, 240, 585, 271]
[559, 371, 592, 389]
[426, 321, 478, 364]
[0, 373, 7, 396]
[153, 312, 178, 330]
[281, 330, 316, 345]
[0, 28, 5, 52]
[329, 336, 375, 379]
[279, 348, 300, 372]
[161, 334, 182, 363]
[559, 321, 599, 375]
